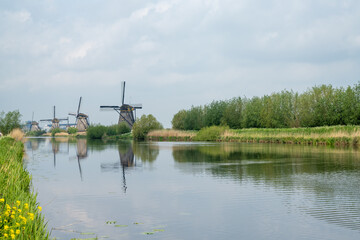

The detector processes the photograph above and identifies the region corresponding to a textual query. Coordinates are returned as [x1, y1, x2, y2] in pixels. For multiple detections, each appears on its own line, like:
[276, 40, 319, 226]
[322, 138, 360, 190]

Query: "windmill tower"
[100, 81, 142, 128]
[69, 97, 90, 132]
[30, 112, 40, 131]
[40, 106, 68, 130]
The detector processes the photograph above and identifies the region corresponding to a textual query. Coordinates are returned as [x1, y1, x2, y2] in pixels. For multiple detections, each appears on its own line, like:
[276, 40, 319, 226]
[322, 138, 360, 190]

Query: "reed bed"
[0, 137, 49, 239]
[223, 126, 360, 146]
[147, 129, 196, 141]
[149, 126, 360, 146]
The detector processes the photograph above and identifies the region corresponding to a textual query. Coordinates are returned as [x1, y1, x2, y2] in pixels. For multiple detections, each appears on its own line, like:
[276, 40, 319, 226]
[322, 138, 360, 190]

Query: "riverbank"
[148, 126, 360, 146]
[0, 136, 49, 239]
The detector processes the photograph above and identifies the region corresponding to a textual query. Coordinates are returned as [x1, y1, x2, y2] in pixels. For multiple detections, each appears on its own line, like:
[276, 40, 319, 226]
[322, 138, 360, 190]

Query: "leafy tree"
[172, 110, 187, 130]
[184, 106, 204, 130]
[0, 110, 22, 135]
[242, 97, 262, 128]
[221, 97, 243, 129]
[132, 114, 163, 139]
[204, 100, 227, 127]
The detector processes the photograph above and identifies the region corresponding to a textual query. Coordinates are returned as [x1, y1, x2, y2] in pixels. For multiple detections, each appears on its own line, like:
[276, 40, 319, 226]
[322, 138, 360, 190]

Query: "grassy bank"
[148, 126, 360, 146]
[0, 136, 49, 239]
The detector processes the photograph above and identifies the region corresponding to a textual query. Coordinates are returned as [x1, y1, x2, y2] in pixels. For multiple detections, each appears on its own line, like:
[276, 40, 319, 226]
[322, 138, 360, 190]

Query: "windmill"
[100, 81, 142, 128]
[30, 112, 40, 131]
[40, 106, 68, 130]
[69, 97, 90, 132]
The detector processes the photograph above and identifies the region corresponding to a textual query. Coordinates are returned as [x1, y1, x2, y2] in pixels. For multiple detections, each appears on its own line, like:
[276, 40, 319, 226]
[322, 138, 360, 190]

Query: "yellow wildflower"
[18, 209, 22, 213]
[16, 229, 20, 235]
[4, 233, 8, 238]
[6, 204, 10, 209]
[16, 200, 20, 206]
[11, 233, 15, 239]
[16, 222, 20, 227]
[38, 206, 42, 212]
[24, 203, 29, 210]
[11, 214, 15, 219]
[0, 198, 4, 203]
[4, 225, 9, 230]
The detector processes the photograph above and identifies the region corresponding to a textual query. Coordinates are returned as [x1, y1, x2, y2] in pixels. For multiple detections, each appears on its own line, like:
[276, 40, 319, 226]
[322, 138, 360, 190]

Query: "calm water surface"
[24, 138, 360, 240]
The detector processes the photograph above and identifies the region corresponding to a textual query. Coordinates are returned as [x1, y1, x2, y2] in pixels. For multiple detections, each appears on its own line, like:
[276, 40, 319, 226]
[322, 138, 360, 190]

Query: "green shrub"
[27, 130, 46, 136]
[51, 128, 62, 137]
[194, 125, 229, 141]
[87, 125, 107, 139]
[133, 114, 163, 139]
[67, 127, 78, 134]
[106, 125, 118, 136]
[117, 122, 131, 134]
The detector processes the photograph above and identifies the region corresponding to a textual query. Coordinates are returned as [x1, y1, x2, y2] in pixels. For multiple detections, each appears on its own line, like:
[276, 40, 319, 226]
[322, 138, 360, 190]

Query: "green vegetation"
[87, 123, 132, 140]
[117, 122, 131, 134]
[147, 125, 360, 146]
[0, 111, 22, 135]
[223, 125, 360, 146]
[132, 114, 163, 140]
[67, 127, 78, 135]
[26, 130, 46, 137]
[87, 125, 107, 139]
[172, 83, 360, 130]
[51, 128, 64, 137]
[0, 137, 49, 239]
[194, 126, 229, 141]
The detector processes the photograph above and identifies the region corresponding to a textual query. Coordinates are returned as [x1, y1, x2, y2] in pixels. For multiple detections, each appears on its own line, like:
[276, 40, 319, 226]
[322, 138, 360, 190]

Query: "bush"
[117, 122, 131, 134]
[132, 114, 163, 139]
[106, 125, 118, 136]
[27, 130, 46, 137]
[194, 125, 229, 141]
[51, 128, 63, 137]
[67, 127, 78, 134]
[87, 125, 107, 139]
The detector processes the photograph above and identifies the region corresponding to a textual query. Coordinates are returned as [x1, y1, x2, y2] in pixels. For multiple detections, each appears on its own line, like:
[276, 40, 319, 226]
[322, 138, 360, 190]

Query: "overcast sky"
[1, 0, 360, 128]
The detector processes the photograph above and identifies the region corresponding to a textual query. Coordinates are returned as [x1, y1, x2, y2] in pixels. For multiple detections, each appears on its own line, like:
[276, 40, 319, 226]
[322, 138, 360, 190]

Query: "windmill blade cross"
[77, 97, 82, 115]
[121, 81, 125, 105]
[131, 104, 142, 109]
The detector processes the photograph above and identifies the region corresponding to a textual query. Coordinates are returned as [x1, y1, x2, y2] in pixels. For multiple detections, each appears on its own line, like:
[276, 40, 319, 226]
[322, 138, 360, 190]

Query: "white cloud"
[5, 10, 32, 23]
[65, 42, 97, 63]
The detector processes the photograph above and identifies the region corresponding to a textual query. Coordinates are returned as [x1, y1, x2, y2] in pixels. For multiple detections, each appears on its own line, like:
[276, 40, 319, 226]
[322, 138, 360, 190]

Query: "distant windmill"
[69, 97, 90, 132]
[100, 81, 142, 128]
[30, 112, 40, 131]
[40, 106, 68, 130]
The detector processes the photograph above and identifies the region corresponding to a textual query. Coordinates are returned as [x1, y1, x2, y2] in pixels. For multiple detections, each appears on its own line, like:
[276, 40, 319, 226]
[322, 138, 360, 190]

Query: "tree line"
[172, 83, 360, 130]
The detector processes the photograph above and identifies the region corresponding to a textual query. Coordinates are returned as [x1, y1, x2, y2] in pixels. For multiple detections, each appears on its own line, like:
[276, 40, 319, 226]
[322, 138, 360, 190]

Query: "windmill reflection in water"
[100, 142, 136, 193]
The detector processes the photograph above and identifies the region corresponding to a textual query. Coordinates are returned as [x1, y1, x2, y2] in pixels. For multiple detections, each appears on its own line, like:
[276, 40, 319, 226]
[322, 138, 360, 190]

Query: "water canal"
[24, 138, 360, 239]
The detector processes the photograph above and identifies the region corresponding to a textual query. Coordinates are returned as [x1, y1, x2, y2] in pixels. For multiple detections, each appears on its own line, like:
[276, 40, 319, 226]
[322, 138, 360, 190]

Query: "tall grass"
[223, 125, 360, 146]
[0, 137, 49, 239]
[150, 126, 360, 146]
[147, 129, 196, 141]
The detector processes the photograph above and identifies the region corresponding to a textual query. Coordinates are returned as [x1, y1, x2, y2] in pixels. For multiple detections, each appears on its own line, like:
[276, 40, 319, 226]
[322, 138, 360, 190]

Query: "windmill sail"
[121, 81, 125, 105]
[100, 81, 142, 128]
